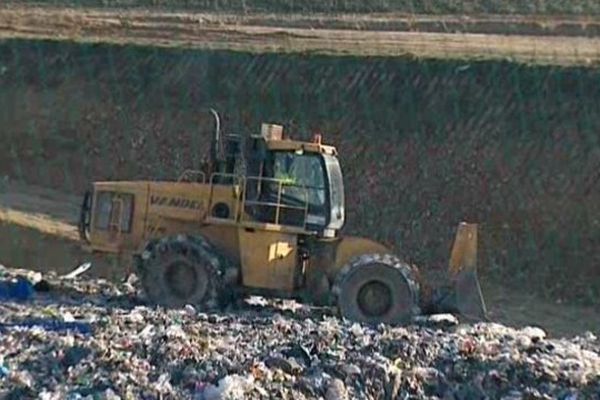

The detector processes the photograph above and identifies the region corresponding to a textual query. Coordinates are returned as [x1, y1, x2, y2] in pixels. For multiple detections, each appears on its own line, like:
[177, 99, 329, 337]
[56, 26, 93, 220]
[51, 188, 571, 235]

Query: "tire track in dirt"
[0, 181, 80, 241]
[0, 181, 126, 279]
[4, 4, 600, 36]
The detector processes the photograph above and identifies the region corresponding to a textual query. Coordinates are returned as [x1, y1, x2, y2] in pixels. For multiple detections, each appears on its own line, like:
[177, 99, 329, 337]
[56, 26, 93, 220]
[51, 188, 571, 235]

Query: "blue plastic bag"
[0, 277, 34, 301]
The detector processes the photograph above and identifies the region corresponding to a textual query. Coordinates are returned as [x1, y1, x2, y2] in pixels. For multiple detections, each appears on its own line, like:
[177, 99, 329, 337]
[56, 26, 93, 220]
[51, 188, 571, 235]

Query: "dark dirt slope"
[0, 39, 599, 306]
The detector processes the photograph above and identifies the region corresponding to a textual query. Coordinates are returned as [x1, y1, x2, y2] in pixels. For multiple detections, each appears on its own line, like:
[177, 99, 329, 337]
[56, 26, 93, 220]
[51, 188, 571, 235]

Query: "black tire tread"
[331, 253, 421, 324]
[137, 234, 231, 309]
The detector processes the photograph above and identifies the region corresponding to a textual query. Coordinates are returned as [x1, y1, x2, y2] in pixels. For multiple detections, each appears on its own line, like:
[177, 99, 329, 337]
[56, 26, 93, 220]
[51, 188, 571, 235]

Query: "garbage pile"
[0, 265, 599, 400]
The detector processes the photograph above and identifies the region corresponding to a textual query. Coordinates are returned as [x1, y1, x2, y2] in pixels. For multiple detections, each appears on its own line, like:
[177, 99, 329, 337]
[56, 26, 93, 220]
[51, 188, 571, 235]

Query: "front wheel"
[332, 254, 421, 325]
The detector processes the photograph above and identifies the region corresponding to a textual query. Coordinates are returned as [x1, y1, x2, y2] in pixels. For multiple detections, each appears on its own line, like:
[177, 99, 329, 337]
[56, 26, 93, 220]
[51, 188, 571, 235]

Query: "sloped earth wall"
[0, 39, 598, 304]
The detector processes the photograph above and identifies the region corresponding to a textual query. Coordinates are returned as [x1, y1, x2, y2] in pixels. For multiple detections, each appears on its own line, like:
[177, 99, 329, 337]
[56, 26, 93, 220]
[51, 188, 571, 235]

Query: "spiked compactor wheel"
[138, 235, 229, 309]
[332, 254, 421, 325]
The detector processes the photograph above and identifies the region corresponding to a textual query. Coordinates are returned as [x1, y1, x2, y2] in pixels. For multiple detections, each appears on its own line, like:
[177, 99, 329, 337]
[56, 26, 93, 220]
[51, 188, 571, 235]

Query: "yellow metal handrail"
[206, 173, 311, 229]
[241, 176, 310, 229]
[207, 172, 244, 222]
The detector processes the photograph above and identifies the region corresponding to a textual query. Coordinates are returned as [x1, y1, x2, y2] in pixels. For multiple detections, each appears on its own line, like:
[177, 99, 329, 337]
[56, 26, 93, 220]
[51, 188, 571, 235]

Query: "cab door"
[238, 227, 299, 291]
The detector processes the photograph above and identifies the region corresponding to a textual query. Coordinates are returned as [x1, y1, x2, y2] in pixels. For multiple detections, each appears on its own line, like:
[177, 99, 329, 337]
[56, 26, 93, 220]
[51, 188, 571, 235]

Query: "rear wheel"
[137, 235, 233, 309]
[332, 254, 420, 325]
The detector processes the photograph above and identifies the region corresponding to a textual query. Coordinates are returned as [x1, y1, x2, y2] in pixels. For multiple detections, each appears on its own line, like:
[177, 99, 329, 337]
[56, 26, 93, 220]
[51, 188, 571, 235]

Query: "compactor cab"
[78, 110, 487, 324]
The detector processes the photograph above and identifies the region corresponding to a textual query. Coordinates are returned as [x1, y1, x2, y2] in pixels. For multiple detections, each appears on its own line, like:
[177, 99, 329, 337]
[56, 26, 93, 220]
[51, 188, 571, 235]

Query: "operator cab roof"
[256, 123, 337, 156]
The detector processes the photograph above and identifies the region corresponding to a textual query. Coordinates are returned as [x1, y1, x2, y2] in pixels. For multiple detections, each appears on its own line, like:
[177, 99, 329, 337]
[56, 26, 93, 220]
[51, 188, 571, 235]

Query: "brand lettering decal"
[150, 195, 203, 210]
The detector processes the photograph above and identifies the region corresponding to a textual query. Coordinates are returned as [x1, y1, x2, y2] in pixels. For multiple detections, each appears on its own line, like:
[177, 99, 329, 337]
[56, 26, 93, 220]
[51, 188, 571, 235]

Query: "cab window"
[268, 152, 326, 208]
[93, 191, 134, 233]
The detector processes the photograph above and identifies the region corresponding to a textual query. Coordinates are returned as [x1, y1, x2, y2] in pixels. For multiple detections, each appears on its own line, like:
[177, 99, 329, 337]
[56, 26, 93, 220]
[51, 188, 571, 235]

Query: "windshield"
[267, 152, 326, 208]
[254, 150, 345, 232]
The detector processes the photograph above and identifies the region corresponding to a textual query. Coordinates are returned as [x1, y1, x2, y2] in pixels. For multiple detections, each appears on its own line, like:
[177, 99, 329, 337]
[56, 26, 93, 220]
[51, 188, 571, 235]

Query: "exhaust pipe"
[209, 108, 223, 166]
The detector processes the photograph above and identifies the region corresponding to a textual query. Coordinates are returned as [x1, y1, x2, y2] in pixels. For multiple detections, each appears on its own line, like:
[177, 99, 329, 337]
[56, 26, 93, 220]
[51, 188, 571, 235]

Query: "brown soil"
[484, 284, 600, 338]
[0, 180, 80, 240]
[1, 5, 600, 65]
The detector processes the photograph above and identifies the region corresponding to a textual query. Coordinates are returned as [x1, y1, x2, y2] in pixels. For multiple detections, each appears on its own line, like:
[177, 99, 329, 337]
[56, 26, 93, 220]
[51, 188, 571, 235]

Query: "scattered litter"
[202, 374, 255, 400]
[325, 378, 348, 400]
[0, 318, 92, 335]
[414, 313, 459, 328]
[0, 267, 598, 399]
[245, 296, 269, 307]
[61, 311, 76, 322]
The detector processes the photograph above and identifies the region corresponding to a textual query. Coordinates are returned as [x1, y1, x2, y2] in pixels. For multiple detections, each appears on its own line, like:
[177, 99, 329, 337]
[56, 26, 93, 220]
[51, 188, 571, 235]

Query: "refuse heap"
[0, 266, 598, 400]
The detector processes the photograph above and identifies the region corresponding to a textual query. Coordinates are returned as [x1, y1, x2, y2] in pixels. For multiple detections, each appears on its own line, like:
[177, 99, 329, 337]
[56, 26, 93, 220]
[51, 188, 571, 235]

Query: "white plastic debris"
[62, 311, 76, 322]
[520, 326, 546, 341]
[28, 271, 44, 284]
[413, 313, 459, 327]
[138, 324, 154, 339]
[38, 390, 63, 400]
[350, 323, 363, 336]
[166, 324, 186, 339]
[62, 262, 92, 280]
[245, 296, 269, 307]
[184, 304, 197, 316]
[202, 374, 255, 400]
[430, 313, 459, 325]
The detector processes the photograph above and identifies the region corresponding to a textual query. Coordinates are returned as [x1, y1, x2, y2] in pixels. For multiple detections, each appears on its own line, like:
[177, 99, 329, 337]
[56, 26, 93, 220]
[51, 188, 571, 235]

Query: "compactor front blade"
[448, 222, 488, 321]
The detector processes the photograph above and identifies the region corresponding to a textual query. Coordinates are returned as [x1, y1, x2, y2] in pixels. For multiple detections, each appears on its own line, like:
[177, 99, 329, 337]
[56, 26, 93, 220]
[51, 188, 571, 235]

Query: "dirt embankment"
[4, 4, 600, 37]
[1, 6, 600, 65]
[0, 40, 599, 334]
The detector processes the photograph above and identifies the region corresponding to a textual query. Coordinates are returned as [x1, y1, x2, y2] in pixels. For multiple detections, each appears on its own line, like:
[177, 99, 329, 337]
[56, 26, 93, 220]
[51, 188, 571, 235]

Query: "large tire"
[332, 254, 421, 325]
[137, 234, 232, 309]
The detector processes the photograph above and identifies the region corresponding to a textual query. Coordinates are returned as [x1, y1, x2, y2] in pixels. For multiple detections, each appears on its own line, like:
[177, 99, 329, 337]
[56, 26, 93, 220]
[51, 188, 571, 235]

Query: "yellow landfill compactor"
[78, 110, 487, 324]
